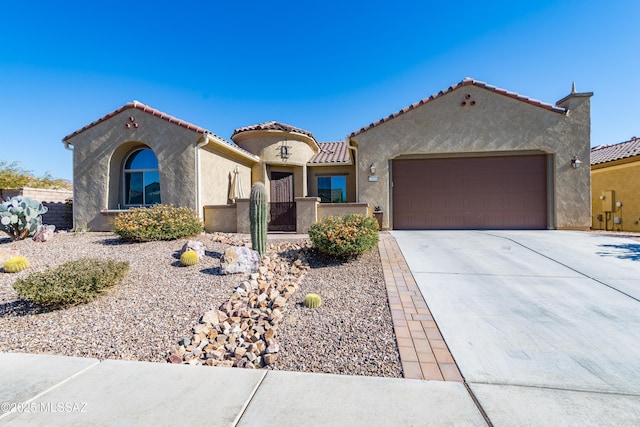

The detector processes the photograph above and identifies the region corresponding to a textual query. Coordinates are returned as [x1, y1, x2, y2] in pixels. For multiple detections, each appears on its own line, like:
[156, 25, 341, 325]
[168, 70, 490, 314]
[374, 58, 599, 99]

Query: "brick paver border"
[378, 233, 463, 381]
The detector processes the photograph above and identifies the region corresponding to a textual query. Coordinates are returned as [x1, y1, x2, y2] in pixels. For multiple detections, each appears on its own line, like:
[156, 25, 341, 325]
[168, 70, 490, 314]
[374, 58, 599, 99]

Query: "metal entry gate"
[269, 172, 296, 232]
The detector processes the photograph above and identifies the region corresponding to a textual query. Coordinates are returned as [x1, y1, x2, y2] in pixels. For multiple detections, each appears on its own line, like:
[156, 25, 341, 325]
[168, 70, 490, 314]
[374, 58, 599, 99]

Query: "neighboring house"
[591, 137, 640, 231]
[63, 77, 592, 232]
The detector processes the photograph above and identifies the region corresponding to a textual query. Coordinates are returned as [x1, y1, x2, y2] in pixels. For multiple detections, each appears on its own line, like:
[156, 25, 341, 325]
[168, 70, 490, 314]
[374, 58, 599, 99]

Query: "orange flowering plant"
[114, 205, 203, 242]
[308, 214, 379, 258]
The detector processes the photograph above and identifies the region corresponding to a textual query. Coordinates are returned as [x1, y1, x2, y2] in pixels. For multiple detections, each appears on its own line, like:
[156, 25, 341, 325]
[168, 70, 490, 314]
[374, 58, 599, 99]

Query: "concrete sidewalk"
[0, 352, 486, 426]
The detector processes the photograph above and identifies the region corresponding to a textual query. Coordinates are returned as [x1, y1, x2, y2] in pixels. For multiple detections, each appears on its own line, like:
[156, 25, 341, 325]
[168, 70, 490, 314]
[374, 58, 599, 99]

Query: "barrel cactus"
[3, 256, 30, 273]
[0, 196, 48, 241]
[249, 182, 267, 257]
[180, 250, 199, 266]
[303, 293, 322, 309]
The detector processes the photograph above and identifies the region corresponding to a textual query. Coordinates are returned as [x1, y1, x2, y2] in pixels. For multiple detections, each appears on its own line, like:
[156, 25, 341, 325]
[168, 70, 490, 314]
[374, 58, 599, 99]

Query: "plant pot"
[373, 211, 383, 230]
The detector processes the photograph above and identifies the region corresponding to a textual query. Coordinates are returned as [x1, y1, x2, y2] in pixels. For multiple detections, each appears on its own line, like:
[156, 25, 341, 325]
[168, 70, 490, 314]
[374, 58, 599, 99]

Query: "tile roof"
[62, 101, 258, 159]
[232, 121, 316, 140]
[349, 77, 567, 137]
[63, 100, 220, 142]
[308, 141, 352, 164]
[591, 137, 640, 166]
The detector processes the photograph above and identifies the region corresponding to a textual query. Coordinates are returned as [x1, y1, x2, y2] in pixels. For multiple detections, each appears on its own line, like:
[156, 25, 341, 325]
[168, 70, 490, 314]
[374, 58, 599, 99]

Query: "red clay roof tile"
[63, 100, 219, 142]
[232, 121, 316, 140]
[308, 141, 351, 164]
[591, 137, 640, 165]
[349, 78, 567, 137]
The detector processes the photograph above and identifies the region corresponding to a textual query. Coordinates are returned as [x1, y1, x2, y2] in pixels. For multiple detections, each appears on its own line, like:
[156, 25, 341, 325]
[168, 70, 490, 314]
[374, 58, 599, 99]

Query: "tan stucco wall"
[307, 165, 356, 202]
[591, 159, 640, 232]
[234, 131, 317, 199]
[203, 204, 238, 233]
[66, 109, 200, 231]
[350, 85, 591, 229]
[317, 203, 370, 220]
[1, 187, 72, 203]
[199, 146, 253, 206]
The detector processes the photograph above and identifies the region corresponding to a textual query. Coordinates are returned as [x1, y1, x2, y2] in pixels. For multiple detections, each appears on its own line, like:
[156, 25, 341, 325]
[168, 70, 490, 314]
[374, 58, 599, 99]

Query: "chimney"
[556, 81, 593, 111]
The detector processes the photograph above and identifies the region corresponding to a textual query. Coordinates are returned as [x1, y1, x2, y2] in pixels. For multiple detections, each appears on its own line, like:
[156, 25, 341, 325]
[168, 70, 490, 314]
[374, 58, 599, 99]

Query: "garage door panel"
[392, 156, 547, 229]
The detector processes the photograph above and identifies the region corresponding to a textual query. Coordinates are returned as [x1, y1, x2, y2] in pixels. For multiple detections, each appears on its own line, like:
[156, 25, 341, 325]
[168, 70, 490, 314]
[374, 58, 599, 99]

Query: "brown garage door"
[392, 155, 547, 229]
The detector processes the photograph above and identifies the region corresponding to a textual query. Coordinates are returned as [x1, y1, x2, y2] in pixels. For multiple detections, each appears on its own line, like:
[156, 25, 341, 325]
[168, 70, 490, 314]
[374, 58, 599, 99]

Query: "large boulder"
[220, 246, 260, 275]
[180, 240, 206, 258]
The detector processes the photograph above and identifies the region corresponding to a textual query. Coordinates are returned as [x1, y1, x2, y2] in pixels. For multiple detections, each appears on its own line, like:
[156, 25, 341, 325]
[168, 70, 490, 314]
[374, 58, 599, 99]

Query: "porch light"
[369, 163, 376, 174]
[280, 144, 291, 159]
[571, 157, 582, 168]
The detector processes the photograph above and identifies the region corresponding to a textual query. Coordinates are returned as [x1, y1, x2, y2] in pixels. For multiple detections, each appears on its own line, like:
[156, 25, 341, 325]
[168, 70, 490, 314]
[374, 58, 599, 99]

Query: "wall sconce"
[280, 144, 291, 159]
[369, 163, 376, 174]
[571, 157, 582, 168]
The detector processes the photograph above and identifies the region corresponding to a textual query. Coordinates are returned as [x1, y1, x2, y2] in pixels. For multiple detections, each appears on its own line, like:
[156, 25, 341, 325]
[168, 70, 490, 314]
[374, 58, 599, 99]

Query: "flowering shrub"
[308, 214, 379, 258]
[114, 205, 203, 242]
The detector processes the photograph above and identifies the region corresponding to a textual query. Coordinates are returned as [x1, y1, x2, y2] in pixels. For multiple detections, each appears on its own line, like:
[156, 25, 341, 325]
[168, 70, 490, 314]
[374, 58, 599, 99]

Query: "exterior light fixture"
[571, 157, 582, 168]
[280, 143, 291, 159]
[369, 164, 376, 174]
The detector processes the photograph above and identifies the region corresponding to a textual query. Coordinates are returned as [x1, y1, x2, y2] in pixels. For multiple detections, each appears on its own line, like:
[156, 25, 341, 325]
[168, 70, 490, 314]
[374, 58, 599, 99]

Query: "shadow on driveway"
[596, 243, 640, 261]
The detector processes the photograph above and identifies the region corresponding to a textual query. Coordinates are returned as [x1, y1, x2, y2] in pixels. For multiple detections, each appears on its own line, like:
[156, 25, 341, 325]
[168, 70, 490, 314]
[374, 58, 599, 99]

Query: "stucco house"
[63, 78, 592, 232]
[591, 137, 640, 231]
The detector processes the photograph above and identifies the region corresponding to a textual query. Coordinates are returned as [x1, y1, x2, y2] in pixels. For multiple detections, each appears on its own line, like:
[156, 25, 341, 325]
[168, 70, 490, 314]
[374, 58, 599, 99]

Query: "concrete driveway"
[392, 230, 640, 426]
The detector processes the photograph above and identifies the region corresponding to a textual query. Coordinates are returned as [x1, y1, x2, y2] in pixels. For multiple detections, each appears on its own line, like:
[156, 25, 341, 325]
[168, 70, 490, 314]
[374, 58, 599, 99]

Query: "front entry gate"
[269, 172, 296, 232]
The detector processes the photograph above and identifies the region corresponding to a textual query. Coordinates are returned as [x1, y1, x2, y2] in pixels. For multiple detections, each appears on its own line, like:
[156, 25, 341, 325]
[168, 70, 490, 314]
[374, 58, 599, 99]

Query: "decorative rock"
[32, 225, 55, 242]
[168, 355, 183, 364]
[263, 353, 278, 365]
[201, 310, 220, 326]
[220, 246, 261, 275]
[180, 240, 205, 258]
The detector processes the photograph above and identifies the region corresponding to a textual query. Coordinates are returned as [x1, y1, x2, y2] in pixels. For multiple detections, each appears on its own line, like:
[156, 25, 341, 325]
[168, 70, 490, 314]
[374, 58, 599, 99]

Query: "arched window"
[123, 148, 161, 206]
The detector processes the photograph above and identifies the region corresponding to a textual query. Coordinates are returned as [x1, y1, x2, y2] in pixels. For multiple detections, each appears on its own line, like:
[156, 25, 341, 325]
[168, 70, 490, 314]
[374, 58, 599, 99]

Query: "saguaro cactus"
[250, 182, 267, 256]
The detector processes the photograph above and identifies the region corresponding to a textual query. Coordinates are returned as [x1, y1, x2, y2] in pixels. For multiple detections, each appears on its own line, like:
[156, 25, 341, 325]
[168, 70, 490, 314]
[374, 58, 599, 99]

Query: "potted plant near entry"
[373, 206, 383, 230]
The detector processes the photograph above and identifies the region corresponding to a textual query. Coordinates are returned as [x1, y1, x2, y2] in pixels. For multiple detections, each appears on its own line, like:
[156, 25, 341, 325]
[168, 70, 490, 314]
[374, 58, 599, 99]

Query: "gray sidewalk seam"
[231, 370, 268, 426]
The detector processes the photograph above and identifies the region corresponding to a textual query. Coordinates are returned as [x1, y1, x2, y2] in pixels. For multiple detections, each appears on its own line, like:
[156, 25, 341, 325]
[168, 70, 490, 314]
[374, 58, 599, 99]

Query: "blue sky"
[1, 0, 639, 181]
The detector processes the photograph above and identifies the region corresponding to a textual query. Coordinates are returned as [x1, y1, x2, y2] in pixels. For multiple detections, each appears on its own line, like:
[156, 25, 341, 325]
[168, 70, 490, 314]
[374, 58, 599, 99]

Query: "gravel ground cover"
[0, 232, 402, 378]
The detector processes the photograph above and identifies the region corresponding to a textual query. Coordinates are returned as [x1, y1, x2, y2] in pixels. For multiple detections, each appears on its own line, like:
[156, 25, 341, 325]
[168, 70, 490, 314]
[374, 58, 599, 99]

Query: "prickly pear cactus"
[249, 182, 267, 256]
[0, 196, 48, 241]
[3, 256, 30, 273]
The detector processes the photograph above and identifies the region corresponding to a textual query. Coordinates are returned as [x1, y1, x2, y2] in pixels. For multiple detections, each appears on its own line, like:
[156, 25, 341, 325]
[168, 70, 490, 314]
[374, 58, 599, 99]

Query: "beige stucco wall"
[350, 85, 592, 229]
[317, 203, 370, 220]
[199, 146, 253, 206]
[591, 159, 640, 232]
[203, 204, 238, 233]
[307, 165, 356, 202]
[66, 109, 201, 231]
[234, 131, 317, 199]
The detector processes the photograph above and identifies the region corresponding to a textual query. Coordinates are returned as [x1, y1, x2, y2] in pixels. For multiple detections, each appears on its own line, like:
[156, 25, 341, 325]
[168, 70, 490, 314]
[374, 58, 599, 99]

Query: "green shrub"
[3, 256, 30, 273]
[13, 258, 129, 307]
[308, 214, 379, 258]
[113, 205, 203, 242]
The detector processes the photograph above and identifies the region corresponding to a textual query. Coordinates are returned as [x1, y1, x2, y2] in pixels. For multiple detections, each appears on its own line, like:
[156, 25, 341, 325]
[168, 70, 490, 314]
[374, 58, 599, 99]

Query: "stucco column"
[295, 197, 320, 233]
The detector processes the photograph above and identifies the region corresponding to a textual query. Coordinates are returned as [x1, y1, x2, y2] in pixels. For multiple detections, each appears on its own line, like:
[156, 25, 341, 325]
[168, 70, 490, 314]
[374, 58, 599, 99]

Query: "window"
[318, 176, 346, 203]
[123, 149, 161, 206]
